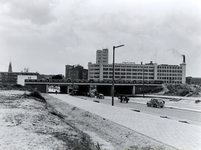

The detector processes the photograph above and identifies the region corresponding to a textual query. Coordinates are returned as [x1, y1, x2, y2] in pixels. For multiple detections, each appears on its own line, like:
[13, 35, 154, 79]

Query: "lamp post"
[142, 63, 144, 98]
[72, 65, 75, 92]
[112, 44, 125, 106]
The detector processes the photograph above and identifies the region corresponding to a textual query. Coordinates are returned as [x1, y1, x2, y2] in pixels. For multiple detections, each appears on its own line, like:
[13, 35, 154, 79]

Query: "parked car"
[96, 93, 104, 99]
[146, 98, 165, 108]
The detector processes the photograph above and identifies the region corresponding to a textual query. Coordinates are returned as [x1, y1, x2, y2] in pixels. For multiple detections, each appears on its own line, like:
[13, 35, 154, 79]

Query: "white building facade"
[17, 75, 37, 86]
[88, 50, 186, 84]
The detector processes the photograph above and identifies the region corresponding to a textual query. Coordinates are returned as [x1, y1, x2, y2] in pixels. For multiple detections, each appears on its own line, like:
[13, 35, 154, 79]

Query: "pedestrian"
[125, 96, 129, 103]
[120, 95, 123, 103]
[55, 90, 57, 95]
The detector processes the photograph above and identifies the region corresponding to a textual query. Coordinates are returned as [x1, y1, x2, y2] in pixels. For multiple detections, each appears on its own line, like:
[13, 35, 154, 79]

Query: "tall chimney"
[182, 55, 185, 63]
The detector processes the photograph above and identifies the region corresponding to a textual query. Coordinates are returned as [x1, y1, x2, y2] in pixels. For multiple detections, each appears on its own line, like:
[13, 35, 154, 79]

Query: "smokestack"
[182, 55, 185, 63]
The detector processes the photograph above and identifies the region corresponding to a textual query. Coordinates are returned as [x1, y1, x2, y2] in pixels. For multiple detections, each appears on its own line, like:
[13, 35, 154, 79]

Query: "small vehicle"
[96, 93, 104, 99]
[87, 92, 95, 98]
[147, 98, 165, 108]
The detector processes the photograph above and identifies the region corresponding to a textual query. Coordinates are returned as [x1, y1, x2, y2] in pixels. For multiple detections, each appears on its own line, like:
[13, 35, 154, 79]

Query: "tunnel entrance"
[96, 85, 134, 96]
[115, 85, 133, 96]
[96, 85, 112, 96]
[60, 86, 67, 94]
[78, 85, 90, 96]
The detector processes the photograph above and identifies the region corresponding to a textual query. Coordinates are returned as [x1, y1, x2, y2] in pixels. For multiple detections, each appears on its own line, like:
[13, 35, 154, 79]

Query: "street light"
[142, 63, 144, 98]
[71, 65, 75, 92]
[112, 44, 125, 106]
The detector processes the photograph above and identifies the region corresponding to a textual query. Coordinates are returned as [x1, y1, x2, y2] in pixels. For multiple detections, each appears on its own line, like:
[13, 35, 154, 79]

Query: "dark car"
[147, 98, 165, 108]
[96, 93, 104, 99]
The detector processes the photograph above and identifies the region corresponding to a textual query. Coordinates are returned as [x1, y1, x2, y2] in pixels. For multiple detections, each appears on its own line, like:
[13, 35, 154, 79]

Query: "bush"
[178, 90, 189, 96]
[13, 84, 23, 88]
[29, 90, 46, 102]
[151, 86, 163, 93]
[0, 84, 33, 91]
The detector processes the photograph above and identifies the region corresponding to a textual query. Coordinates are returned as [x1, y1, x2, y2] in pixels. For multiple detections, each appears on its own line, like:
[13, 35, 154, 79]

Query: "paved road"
[51, 94, 201, 150]
[75, 96, 201, 126]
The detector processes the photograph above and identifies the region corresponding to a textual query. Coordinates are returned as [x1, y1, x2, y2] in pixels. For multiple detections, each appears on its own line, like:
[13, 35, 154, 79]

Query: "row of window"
[158, 66, 180, 69]
[90, 72, 182, 77]
[166, 81, 182, 84]
[158, 77, 182, 80]
[89, 75, 154, 80]
[102, 72, 154, 75]
[90, 72, 154, 75]
[102, 68, 154, 72]
[157, 73, 182, 76]
[158, 70, 182, 73]
[103, 65, 154, 69]
[101, 76, 154, 79]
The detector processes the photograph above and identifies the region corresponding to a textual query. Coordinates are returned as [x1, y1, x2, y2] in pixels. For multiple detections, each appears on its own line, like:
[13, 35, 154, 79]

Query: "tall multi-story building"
[96, 48, 108, 64]
[88, 51, 186, 84]
[65, 65, 88, 80]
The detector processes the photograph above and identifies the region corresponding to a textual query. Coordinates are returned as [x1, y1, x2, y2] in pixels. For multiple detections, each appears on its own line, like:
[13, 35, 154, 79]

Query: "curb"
[129, 100, 201, 113]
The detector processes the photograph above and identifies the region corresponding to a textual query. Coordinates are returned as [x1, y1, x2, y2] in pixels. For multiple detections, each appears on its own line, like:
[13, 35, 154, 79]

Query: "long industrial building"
[88, 49, 186, 84]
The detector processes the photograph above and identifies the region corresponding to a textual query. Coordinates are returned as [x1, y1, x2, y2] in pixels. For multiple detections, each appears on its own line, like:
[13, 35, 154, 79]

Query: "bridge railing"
[25, 79, 163, 84]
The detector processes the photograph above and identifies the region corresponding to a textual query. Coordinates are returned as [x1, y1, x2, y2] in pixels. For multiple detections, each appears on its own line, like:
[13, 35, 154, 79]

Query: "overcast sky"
[0, 0, 200, 77]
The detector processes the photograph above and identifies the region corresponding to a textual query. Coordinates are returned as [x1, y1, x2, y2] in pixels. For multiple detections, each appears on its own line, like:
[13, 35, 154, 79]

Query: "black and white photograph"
[0, 0, 201, 149]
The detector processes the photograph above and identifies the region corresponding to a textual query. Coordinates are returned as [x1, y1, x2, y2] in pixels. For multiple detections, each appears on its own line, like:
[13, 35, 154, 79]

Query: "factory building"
[88, 49, 186, 84]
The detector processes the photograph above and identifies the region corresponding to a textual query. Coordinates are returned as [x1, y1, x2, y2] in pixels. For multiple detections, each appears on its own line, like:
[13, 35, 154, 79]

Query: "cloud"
[0, 0, 200, 76]
[1, 0, 57, 25]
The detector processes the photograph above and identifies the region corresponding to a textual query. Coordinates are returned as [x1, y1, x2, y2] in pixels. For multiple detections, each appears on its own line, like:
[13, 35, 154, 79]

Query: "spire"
[8, 62, 12, 72]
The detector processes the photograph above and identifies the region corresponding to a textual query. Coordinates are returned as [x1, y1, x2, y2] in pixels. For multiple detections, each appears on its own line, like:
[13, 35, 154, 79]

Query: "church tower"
[8, 62, 12, 72]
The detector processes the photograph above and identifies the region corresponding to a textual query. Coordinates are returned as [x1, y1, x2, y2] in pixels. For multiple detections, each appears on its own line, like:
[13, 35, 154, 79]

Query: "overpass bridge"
[25, 79, 163, 96]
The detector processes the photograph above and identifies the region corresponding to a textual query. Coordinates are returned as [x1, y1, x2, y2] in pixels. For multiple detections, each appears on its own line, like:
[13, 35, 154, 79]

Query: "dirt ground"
[0, 90, 177, 150]
[0, 91, 97, 150]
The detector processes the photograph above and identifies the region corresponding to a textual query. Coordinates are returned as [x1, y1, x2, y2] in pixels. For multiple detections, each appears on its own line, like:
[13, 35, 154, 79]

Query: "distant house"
[0, 72, 39, 85]
[65, 65, 88, 80]
[186, 77, 201, 85]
